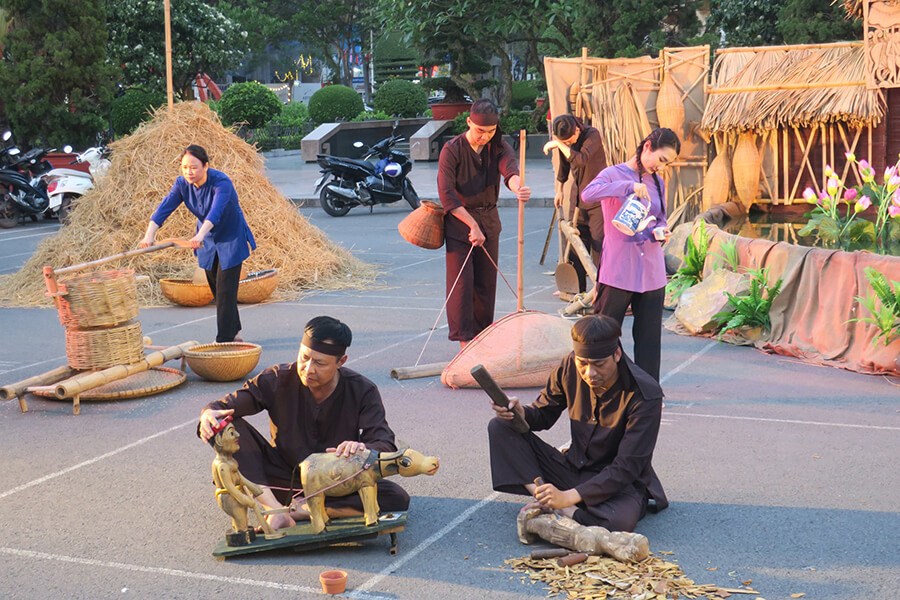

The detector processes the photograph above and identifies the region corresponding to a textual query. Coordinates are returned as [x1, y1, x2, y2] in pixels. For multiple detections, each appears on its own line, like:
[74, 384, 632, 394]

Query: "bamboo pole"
[0, 365, 76, 413]
[716, 41, 862, 54]
[517, 130, 526, 313]
[708, 81, 865, 94]
[164, 0, 174, 110]
[53, 241, 176, 276]
[51, 341, 198, 399]
[389, 362, 448, 381]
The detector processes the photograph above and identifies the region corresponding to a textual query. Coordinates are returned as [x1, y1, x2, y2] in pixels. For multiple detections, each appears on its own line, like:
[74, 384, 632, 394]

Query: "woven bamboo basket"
[398, 200, 445, 249]
[160, 278, 214, 306]
[732, 133, 761, 211]
[237, 269, 279, 304]
[702, 151, 733, 211]
[183, 342, 262, 382]
[65, 321, 144, 370]
[656, 74, 684, 134]
[56, 269, 139, 328]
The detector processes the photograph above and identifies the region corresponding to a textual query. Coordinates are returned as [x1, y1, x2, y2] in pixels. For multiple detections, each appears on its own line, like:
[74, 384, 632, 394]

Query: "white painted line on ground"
[349, 492, 502, 596]
[282, 302, 443, 312]
[659, 340, 717, 384]
[0, 229, 60, 242]
[673, 412, 900, 432]
[0, 547, 327, 596]
[0, 250, 36, 260]
[0, 419, 196, 501]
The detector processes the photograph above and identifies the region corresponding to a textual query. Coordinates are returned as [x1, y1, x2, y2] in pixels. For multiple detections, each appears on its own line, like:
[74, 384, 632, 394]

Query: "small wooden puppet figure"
[209, 415, 283, 545]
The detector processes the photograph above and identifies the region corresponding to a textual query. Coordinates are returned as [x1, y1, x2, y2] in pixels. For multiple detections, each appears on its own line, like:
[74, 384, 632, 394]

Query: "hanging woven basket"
[656, 74, 684, 134]
[702, 151, 733, 211]
[732, 133, 761, 211]
[398, 200, 445, 249]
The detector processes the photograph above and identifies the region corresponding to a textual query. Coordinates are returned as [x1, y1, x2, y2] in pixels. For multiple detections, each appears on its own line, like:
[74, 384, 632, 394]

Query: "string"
[480, 245, 519, 303]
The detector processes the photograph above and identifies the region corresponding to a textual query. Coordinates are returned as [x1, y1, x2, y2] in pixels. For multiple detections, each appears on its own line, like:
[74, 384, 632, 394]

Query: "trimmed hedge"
[270, 101, 309, 127]
[219, 82, 282, 129]
[308, 85, 365, 124]
[511, 81, 540, 111]
[373, 79, 427, 118]
[110, 89, 166, 137]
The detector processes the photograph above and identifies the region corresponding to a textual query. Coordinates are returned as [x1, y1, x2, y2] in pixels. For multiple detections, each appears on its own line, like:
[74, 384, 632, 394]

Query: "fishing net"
[0, 101, 376, 307]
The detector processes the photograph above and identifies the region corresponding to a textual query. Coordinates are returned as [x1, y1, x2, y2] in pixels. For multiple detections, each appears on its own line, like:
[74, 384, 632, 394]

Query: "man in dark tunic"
[198, 316, 409, 530]
[544, 115, 607, 293]
[438, 99, 531, 348]
[487, 315, 667, 532]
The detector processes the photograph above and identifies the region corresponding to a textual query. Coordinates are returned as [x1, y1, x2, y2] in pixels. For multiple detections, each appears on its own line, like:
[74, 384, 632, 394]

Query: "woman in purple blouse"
[580, 128, 680, 381]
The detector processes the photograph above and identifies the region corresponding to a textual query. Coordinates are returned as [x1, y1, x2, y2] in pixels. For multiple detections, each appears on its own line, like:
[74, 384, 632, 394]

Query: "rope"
[414, 244, 474, 366]
[480, 245, 518, 302]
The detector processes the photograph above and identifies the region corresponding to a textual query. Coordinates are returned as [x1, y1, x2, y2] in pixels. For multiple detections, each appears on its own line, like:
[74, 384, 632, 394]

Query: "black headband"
[573, 338, 619, 360]
[301, 332, 347, 357]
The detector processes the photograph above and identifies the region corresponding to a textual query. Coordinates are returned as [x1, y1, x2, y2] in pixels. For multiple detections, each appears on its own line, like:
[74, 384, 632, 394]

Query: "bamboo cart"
[0, 240, 199, 414]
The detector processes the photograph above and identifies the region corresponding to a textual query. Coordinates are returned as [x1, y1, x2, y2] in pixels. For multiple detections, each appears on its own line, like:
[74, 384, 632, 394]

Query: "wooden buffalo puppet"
[299, 448, 439, 534]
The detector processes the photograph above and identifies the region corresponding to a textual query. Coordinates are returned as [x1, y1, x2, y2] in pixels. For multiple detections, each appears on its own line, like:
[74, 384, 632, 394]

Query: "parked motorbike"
[43, 145, 110, 222]
[314, 133, 419, 217]
[0, 143, 52, 228]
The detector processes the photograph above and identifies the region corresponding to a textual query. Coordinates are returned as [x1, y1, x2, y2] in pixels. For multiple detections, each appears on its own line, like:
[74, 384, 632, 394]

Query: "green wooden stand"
[213, 511, 408, 558]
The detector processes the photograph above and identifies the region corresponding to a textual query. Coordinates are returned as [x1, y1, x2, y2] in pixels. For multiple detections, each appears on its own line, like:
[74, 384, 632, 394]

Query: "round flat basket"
[65, 321, 144, 370]
[184, 342, 262, 382]
[237, 269, 279, 304]
[160, 279, 214, 307]
[32, 367, 186, 401]
[57, 269, 139, 328]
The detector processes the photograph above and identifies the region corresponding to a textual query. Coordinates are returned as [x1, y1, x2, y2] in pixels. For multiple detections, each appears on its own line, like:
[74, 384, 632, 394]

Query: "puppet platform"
[212, 511, 408, 558]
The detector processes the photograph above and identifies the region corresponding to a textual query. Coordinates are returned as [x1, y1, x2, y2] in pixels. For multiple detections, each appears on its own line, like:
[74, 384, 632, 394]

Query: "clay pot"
[319, 570, 348, 595]
[398, 200, 445, 249]
[732, 133, 761, 212]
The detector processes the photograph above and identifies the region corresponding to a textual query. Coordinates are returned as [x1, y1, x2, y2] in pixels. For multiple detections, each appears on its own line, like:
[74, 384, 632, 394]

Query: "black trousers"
[488, 418, 647, 532]
[593, 284, 665, 381]
[204, 254, 243, 343]
[227, 416, 410, 513]
[445, 234, 499, 342]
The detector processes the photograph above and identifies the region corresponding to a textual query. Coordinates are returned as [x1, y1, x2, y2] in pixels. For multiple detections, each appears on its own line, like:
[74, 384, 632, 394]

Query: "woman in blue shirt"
[140, 145, 256, 343]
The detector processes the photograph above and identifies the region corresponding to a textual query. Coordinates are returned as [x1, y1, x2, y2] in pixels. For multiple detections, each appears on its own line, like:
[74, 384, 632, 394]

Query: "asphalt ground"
[1, 187, 899, 599]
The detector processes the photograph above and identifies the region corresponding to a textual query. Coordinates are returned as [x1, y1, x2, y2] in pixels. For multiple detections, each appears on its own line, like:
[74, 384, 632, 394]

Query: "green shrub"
[351, 110, 394, 122]
[206, 99, 221, 117]
[500, 110, 537, 134]
[452, 111, 470, 135]
[219, 82, 282, 129]
[308, 85, 364, 124]
[270, 101, 309, 127]
[511, 81, 540, 111]
[373, 79, 427, 118]
[110, 89, 166, 137]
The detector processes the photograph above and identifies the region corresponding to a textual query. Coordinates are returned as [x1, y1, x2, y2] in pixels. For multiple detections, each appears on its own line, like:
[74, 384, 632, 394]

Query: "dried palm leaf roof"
[840, 0, 861, 20]
[700, 43, 885, 136]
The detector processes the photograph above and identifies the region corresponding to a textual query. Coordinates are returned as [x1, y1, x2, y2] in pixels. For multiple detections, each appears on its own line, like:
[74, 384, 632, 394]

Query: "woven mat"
[33, 367, 186, 401]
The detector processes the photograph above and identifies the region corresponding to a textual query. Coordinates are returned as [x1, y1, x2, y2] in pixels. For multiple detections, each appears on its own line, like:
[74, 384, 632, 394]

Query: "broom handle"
[517, 130, 526, 312]
[52, 239, 194, 276]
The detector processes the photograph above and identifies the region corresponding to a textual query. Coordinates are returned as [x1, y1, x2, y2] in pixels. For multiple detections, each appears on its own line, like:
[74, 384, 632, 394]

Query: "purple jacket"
[581, 163, 667, 292]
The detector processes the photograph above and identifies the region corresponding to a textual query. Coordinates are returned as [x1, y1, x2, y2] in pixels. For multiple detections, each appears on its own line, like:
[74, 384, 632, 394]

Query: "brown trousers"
[445, 234, 499, 342]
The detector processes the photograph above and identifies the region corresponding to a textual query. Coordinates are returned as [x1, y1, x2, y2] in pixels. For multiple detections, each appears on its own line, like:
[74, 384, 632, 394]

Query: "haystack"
[0, 102, 376, 307]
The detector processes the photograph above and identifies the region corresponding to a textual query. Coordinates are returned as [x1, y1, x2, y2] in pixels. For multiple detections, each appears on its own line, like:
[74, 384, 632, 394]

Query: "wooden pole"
[389, 362, 448, 381]
[716, 41, 861, 54]
[164, 0, 174, 110]
[52, 239, 192, 276]
[708, 81, 865, 94]
[0, 365, 76, 413]
[517, 129, 526, 313]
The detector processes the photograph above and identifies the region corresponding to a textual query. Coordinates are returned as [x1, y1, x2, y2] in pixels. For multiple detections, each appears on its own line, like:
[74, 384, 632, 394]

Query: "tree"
[706, 0, 785, 47]
[0, 0, 117, 148]
[106, 0, 249, 97]
[288, 0, 368, 88]
[777, 0, 860, 44]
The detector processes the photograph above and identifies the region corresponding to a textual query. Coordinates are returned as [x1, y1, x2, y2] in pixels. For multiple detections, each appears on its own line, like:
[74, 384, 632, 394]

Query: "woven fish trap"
[237, 269, 279, 304]
[56, 269, 139, 328]
[65, 321, 144, 370]
[159, 279, 214, 307]
[398, 200, 445, 249]
[183, 342, 262, 381]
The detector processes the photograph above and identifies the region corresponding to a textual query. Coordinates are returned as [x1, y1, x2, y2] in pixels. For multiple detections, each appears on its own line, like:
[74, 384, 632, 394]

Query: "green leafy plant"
[351, 110, 394, 122]
[842, 153, 900, 246]
[269, 102, 309, 127]
[511, 81, 541, 111]
[373, 78, 428, 118]
[219, 82, 282, 129]
[851, 266, 900, 346]
[110, 89, 166, 136]
[665, 219, 710, 301]
[710, 237, 740, 272]
[307, 85, 364, 125]
[714, 266, 783, 337]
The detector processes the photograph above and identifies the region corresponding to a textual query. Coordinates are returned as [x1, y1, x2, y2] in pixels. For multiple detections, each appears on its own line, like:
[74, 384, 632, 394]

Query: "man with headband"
[198, 315, 409, 530]
[486, 315, 666, 532]
[437, 98, 531, 349]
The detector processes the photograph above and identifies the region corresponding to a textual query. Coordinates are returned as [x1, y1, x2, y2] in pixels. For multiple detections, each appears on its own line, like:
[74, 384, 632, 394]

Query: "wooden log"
[1, 365, 76, 413]
[517, 507, 649, 563]
[52, 340, 198, 399]
[559, 220, 597, 283]
[389, 362, 448, 381]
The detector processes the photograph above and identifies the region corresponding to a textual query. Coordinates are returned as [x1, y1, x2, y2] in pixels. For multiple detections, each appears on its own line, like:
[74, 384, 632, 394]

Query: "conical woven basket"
[702, 151, 733, 211]
[398, 200, 445, 249]
[656, 74, 684, 134]
[732, 133, 761, 211]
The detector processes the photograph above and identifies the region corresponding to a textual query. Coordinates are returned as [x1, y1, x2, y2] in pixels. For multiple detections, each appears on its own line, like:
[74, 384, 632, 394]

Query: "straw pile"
[701, 44, 885, 137]
[0, 102, 377, 307]
[506, 552, 761, 599]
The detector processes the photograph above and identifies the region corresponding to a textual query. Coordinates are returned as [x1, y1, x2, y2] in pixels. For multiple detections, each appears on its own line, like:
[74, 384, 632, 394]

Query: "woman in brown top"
[437, 99, 531, 348]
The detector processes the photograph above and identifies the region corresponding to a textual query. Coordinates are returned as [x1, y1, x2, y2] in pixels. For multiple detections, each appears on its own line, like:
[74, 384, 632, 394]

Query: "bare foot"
[266, 511, 296, 530]
[232, 331, 243, 343]
[460, 340, 469, 350]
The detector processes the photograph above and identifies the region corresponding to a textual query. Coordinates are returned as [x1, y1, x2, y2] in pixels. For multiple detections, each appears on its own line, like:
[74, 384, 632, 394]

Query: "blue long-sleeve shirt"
[151, 168, 256, 270]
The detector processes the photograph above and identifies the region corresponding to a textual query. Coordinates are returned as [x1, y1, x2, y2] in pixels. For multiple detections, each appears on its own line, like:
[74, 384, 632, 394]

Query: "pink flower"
[843, 188, 858, 202]
[845, 152, 856, 161]
[886, 165, 898, 181]
[890, 175, 900, 190]
[802, 187, 817, 203]
[893, 190, 900, 206]
[890, 204, 900, 218]
[859, 159, 871, 170]
[855, 195, 872, 212]
[826, 177, 840, 196]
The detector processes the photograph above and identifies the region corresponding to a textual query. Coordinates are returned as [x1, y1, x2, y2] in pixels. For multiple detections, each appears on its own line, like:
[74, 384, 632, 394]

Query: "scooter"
[313, 133, 419, 217]
[0, 144, 52, 228]
[43, 145, 110, 222]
